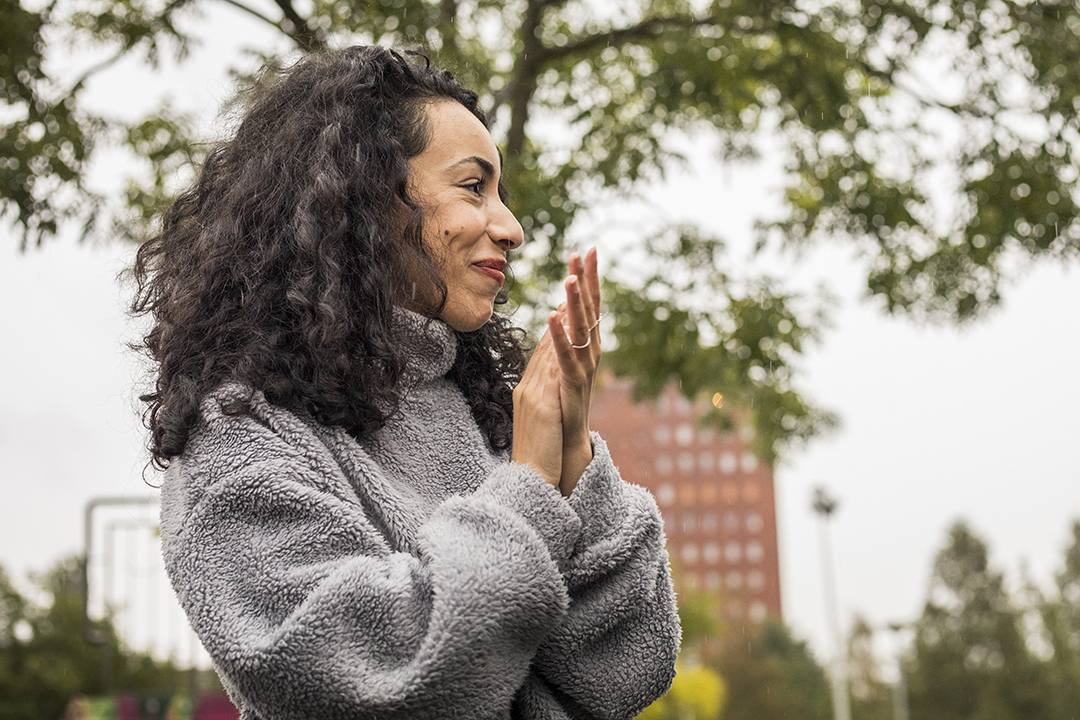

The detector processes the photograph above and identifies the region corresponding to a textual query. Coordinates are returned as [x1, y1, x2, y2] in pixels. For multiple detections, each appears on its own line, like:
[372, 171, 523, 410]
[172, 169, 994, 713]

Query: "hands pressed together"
[510, 248, 602, 497]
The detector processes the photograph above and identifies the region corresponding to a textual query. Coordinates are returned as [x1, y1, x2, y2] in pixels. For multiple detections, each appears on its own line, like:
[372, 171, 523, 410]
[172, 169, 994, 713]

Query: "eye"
[464, 178, 486, 196]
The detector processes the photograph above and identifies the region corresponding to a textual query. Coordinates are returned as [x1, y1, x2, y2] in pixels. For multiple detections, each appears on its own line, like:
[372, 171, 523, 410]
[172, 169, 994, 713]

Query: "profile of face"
[407, 101, 525, 332]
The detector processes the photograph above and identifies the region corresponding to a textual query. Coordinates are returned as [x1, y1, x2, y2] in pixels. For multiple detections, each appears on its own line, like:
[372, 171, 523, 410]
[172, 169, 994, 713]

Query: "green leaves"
[637, 661, 726, 720]
[712, 619, 833, 720]
[765, 0, 1080, 321]
[67, 0, 196, 66]
[903, 520, 1080, 720]
[115, 105, 199, 240]
[603, 225, 836, 463]
[7, 0, 1080, 460]
[0, 558, 183, 720]
[0, 1, 101, 248]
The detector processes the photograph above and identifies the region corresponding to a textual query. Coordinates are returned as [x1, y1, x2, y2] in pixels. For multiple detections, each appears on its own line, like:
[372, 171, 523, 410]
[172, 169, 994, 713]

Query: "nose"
[489, 200, 524, 250]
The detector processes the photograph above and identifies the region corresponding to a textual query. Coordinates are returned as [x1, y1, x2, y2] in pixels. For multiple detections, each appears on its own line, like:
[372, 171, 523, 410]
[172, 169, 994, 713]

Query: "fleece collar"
[394, 307, 458, 384]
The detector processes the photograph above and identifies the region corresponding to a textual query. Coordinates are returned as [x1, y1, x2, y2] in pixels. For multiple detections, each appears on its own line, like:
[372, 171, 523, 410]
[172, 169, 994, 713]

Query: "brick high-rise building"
[590, 377, 782, 624]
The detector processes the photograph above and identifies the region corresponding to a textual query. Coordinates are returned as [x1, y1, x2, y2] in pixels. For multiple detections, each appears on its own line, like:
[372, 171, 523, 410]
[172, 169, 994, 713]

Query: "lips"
[472, 258, 506, 284]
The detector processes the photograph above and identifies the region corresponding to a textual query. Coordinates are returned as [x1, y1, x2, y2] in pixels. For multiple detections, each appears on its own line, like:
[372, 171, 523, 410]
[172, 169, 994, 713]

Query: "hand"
[510, 315, 564, 488]
[549, 248, 602, 495]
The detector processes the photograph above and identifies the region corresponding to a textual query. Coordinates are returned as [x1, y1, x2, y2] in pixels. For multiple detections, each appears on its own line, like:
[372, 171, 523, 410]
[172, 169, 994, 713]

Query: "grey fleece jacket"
[160, 312, 680, 720]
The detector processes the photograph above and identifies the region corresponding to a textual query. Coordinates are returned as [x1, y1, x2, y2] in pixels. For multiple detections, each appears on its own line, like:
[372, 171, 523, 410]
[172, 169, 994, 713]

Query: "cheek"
[445, 207, 485, 239]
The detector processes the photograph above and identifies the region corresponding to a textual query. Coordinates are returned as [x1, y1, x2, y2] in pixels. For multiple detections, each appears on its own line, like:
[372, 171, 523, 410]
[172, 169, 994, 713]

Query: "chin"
[452, 315, 493, 332]
[441, 305, 494, 332]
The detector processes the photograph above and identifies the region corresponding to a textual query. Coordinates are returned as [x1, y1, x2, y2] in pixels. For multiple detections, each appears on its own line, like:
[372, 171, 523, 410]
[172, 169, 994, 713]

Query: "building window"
[747, 570, 765, 590]
[682, 514, 697, 533]
[655, 484, 675, 506]
[675, 423, 694, 446]
[723, 511, 739, 531]
[742, 482, 761, 503]
[703, 542, 721, 564]
[656, 455, 673, 474]
[721, 482, 739, 504]
[740, 451, 759, 473]
[678, 452, 695, 473]
[724, 541, 742, 563]
[700, 484, 718, 504]
[749, 601, 768, 622]
[739, 425, 755, 442]
[746, 512, 764, 532]
[720, 452, 738, 474]
[725, 571, 742, 590]
[701, 512, 718, 532]
[680, 484, 697, 505]
[746, 541, 764, 562]
[675, 396, 692, 416]
[699, 451, 715, 471]
[654, 425, 671, 446]
[682, 543, 699, 564]
[684, 573, 700, 590]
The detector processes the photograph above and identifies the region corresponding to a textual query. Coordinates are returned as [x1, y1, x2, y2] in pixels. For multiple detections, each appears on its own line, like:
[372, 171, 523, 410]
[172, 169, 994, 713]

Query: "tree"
[905, 521, 1052, 720]
[847, 615, 893, 720]
[1036, 520, 1080, 720]
[636, 662, 726, 720]
[0, 557, 183, 720]
[4, 0, 1079, 460]
[713, 619, 833, 720]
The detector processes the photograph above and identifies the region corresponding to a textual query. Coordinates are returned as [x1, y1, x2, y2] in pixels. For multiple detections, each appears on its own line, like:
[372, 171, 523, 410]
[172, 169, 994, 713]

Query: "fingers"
[584, 247, 601, 311]
[563, 248, 602, 352]
[563, 275, 593, 350]
[567, 251, 598, 323]
[511, 312, 565, 487]
[548, 307, 583, 378]
[517, 315, 558, 396]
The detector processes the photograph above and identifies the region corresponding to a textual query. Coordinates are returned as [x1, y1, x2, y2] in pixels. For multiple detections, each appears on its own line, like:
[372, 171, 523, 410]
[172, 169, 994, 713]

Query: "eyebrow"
[452, 155, 497, 179]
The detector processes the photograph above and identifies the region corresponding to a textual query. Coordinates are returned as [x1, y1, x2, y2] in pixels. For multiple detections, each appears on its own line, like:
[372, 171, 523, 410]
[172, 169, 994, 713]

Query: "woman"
[133, 45, 679, 719]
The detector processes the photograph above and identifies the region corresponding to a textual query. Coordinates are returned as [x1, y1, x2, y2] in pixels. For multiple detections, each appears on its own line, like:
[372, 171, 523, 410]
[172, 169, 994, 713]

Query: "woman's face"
[407, 101, 524, 332]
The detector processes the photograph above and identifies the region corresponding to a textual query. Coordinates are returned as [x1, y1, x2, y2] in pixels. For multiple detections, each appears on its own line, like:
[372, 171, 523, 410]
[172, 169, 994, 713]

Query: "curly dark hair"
[131, 46, 526, 469]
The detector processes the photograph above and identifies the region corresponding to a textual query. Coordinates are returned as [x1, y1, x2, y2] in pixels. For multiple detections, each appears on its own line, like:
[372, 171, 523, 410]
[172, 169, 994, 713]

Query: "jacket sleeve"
[160, 398, 583, 720]
[523, 433, 681, 720]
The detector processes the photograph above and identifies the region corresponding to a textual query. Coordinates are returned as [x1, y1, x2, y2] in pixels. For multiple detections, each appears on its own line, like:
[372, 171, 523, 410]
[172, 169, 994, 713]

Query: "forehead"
[414, 101, 500, 175]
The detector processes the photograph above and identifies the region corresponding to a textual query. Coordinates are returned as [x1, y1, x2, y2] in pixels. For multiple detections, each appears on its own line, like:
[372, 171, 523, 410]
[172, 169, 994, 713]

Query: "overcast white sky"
[1, 4, 1078, 670]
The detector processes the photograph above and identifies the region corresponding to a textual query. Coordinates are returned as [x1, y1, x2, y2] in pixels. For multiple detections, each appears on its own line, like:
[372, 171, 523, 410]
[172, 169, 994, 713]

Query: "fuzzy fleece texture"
[160, 311, 680, 720]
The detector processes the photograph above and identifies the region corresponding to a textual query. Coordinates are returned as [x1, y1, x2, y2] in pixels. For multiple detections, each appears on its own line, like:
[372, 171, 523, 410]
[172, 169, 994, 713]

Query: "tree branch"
[69, 47, 129, 95]
[499, 12, 719, 144]
[216, 0, 282, 31]
[67, 0, 193, 95]
[505, 0, 546, 156]
[272, 0, 324, 53]
[439, 0, 457, 25]
[488, 85, 510, 116]
[538, 14, 717, 64]
[439, 0, 459, 56]
[855, 58, 997, 121]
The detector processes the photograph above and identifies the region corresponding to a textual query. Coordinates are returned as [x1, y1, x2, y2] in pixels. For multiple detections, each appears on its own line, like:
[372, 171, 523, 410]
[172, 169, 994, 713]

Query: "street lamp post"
[887, 622, 911, 720]
[82, 495, 157, 691]
[813, 486, 851, 720]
